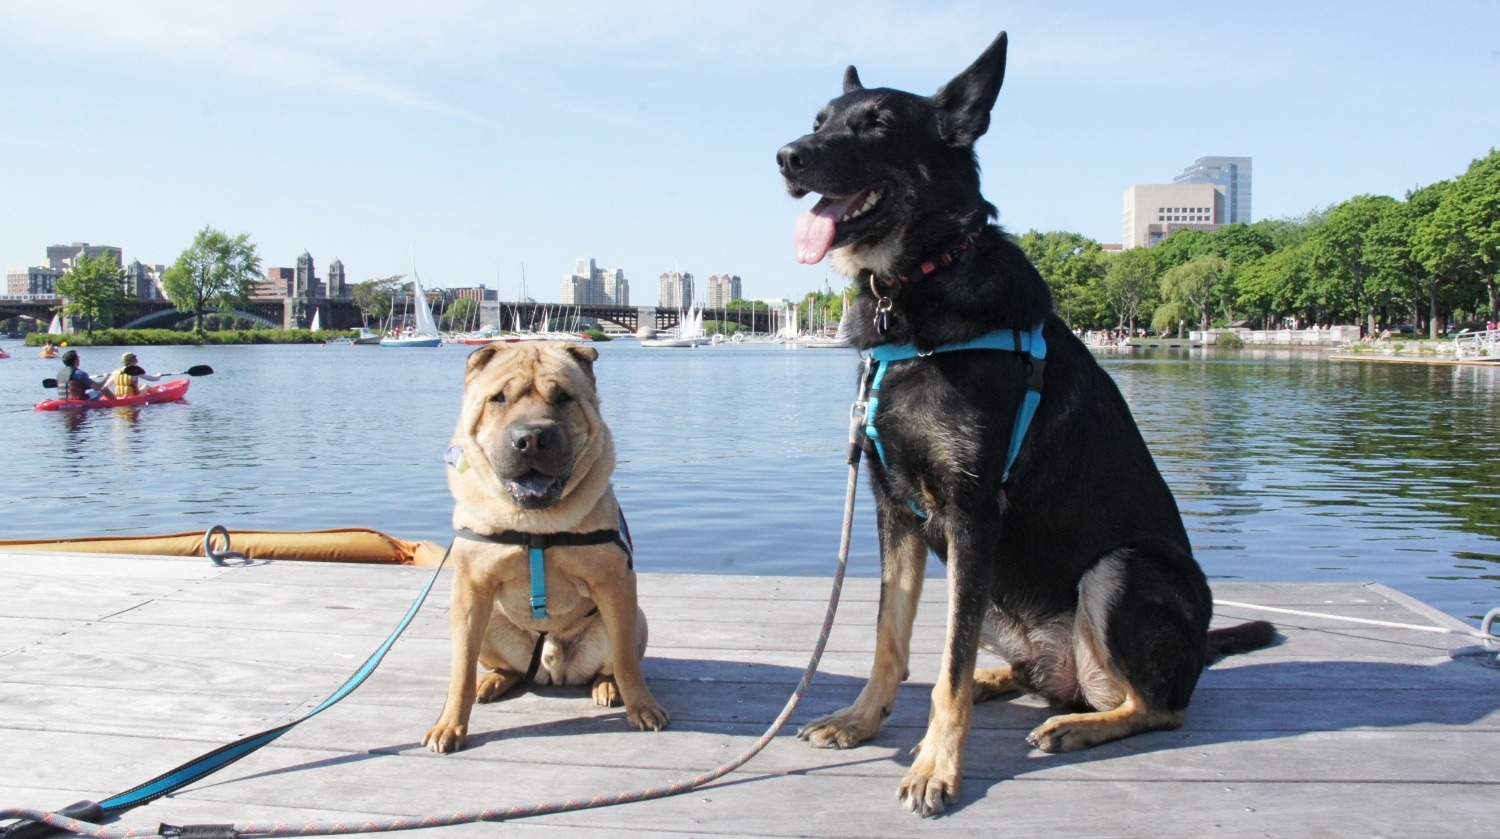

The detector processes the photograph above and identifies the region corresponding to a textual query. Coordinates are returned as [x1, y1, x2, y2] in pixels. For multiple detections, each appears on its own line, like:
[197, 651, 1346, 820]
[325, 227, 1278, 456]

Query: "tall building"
[659, 271, 693, 310]
[1122, 183, 1225, 249]
[6, 265, 63, 295]
[561, 258, 629, 305]
[294, 250, 316, 297]
[1173, 156, 1251, 225]
[706, 274, 743, 309]
[326, 258, 347, 298]
[600, 268, 629, 306]
[46, 242, 122, 271]
[124, 259, 167, 299]
[254, 267, 295, 299]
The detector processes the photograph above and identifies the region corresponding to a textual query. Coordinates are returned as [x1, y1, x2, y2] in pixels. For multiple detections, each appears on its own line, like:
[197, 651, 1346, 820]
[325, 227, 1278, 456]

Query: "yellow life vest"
[113, 368, 140, 397]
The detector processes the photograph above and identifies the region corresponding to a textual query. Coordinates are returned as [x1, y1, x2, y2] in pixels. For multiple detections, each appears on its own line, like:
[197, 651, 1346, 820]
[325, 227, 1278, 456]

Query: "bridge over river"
[0, 295, 779, 334]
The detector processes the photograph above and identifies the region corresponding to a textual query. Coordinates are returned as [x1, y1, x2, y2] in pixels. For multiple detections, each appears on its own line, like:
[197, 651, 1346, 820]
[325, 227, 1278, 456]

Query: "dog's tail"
[1207, 620, 1277, 660]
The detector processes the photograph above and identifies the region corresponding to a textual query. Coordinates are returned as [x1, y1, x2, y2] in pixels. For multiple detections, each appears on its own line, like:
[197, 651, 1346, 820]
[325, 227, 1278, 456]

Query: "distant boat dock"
[2, 551, 1496, 837]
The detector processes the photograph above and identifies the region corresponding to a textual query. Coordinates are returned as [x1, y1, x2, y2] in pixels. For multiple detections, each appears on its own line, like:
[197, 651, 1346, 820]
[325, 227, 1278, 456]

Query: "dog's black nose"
[508, 424, 556, 453]
[777, 144, 806, 175]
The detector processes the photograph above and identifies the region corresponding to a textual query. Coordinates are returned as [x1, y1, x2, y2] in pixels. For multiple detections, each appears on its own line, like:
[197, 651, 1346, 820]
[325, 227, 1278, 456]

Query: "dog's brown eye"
[552, 391, 574, 406]
[489, 392, 507, 405]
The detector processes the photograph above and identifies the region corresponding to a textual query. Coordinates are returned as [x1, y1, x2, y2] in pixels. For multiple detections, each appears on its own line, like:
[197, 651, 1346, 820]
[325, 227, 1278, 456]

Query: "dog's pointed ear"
[843, 65, 864, 94]
[565, 344, 599, 382]
[931, 30, 1007, 147]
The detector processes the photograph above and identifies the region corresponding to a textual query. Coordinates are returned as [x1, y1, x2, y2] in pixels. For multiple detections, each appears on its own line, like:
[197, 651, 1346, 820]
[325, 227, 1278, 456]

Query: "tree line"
[1015, 148, 1499, 338]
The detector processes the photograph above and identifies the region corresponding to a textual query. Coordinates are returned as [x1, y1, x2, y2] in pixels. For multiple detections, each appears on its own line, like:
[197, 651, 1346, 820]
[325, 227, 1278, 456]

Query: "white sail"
[47, 314, 63, 335]
[411, 269, 439, 337]
[309, 307, 321, 332]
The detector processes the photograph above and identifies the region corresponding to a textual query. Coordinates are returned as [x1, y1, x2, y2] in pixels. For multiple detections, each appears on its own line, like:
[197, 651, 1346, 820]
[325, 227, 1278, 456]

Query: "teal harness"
[456, 510, 633, 619]
[861, 323, 1047, 518]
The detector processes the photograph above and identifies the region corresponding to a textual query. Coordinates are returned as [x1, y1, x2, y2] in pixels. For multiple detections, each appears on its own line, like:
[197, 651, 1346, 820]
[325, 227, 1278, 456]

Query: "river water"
[2, 338, 1497, 624]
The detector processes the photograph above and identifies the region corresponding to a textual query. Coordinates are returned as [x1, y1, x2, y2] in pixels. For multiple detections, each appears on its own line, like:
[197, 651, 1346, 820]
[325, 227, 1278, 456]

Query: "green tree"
[1310, 195, 1401, 335]
[161, 227, 263, 331]
[1158, 253, 1230, 333]
[442, 296, 479, 331]
[54, 252, 131, 335]
[352, 275, 403, 326]
[1101, 248, 1157, 332]
[1016, 230, 1108, 326]
[1445, 149, 1500, 320]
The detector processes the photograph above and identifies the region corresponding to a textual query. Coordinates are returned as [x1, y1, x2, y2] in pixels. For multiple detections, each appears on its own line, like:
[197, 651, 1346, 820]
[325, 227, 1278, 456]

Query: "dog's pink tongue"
[794, 194, 862, 264]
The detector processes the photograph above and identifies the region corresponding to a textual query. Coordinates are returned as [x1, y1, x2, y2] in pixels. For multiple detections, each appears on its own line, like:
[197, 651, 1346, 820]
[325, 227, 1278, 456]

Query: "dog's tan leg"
[591, 572, 669, 731]
[798, 515, 926, 750]
[477, 669, 524, 703]
[898, 544, 990, 818]
[972, 666, 1018, 703]
[423, 570, 496, 753]
[1027, 687, 1183, 753]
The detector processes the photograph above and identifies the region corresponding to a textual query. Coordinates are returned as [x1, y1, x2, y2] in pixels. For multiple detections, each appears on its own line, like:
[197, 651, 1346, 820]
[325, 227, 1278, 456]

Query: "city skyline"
[2, 3, 1497, 300]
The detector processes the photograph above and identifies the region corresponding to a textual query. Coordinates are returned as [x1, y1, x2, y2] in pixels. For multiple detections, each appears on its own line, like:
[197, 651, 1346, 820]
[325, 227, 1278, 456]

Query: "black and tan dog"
[423, 341, 668, 753]
[778, 31, 1273, 815]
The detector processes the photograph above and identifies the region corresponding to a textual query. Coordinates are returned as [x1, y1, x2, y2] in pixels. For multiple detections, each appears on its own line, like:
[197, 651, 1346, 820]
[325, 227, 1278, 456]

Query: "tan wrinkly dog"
[423, 341, 669, 753]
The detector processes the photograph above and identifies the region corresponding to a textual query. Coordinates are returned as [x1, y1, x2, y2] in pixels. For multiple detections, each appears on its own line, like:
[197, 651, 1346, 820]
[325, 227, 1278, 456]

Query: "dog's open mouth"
[504, 470, 567, 508]
[795, 187, 885, 264]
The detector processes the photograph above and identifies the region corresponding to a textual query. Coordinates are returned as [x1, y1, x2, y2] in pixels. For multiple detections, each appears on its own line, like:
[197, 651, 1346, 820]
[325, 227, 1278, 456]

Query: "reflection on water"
[0, 341, 1496, 623]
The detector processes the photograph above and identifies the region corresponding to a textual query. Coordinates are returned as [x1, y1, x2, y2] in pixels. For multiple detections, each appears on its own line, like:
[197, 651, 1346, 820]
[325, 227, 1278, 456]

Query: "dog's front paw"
[898, 747, 961, 817]
[797, 707, 881, 749]
[592, 675, 622, 707]
[626, 697, 670, 731]
[422, 722, 468, 754]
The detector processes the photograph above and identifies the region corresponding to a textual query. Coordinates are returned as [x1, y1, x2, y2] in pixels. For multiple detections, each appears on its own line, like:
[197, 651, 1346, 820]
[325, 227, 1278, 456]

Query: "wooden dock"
[3, 551, 1498, 838]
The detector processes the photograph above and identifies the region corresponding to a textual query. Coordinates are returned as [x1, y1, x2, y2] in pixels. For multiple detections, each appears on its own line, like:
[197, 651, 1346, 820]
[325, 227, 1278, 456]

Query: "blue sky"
[2, 1, 1497, 303]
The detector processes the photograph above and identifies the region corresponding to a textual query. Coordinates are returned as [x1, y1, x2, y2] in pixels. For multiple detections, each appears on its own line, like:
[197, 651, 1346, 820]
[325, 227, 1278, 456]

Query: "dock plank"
[2, 553, 1498, 838]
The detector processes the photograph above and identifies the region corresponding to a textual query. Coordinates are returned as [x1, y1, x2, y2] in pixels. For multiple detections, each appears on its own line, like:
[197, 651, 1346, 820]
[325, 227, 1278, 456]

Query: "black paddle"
[41, 365, 214, 389]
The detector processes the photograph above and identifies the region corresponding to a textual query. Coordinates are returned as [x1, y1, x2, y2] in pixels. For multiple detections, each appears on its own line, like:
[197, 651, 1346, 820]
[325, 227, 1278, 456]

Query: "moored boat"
[34, 378, 190, 411]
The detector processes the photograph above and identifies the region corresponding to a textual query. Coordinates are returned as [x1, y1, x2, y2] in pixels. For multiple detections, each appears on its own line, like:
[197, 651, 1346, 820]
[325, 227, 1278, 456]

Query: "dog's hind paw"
[898, 756, 961, 817]
[592, 675, 622, 707]
[422, 723, 467, 754]
[626, 698, 670, 731]
[797, 708, 881, 749]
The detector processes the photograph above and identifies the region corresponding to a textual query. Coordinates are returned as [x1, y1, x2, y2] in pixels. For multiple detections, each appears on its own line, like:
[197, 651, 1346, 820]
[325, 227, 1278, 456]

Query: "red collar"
[866, 229, 982, 299]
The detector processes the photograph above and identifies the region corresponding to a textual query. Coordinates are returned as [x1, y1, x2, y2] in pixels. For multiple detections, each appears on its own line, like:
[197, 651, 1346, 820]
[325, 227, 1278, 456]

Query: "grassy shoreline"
[25, 328, 354, 346]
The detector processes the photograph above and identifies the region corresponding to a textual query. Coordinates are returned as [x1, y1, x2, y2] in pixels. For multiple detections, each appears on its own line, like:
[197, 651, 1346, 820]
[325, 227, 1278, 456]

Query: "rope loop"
[202, 526, 248, 567]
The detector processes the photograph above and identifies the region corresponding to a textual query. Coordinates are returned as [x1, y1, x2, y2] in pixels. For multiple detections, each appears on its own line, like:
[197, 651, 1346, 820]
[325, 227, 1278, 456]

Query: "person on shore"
[107, 352, 162, 397]
[56, 350, 110, 400]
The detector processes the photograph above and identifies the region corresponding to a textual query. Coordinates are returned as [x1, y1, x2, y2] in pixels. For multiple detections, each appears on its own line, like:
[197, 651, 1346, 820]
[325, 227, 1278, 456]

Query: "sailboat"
[308, 307, 321, 332]
[380, 262, 442, 347]
[802, 296, 852, 349]
[47, 314, 64, 335]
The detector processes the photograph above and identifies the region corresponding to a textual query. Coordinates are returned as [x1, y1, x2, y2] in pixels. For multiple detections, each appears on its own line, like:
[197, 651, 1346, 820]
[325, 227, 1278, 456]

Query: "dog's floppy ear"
[464, 343, 507, 379]
[931, 30, 1007, 147]
[843, 65, 864, 94]
[565, 345, 599, 382]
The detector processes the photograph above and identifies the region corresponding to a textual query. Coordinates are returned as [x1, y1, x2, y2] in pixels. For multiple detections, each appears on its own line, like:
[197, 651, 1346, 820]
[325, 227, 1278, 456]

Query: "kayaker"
[107, 352, 161, 397]
[39, 341, 58, 359]
[56, 350, 110, 400]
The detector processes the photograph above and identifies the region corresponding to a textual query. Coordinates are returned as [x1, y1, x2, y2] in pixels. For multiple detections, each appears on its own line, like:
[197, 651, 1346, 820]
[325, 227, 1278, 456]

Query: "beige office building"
[1122, 183, 1225, 249]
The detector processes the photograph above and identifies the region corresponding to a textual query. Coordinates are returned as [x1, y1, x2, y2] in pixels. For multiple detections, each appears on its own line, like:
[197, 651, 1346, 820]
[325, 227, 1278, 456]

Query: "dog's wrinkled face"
[777, 31, 1009, 274]
[460, 342, 602, 510]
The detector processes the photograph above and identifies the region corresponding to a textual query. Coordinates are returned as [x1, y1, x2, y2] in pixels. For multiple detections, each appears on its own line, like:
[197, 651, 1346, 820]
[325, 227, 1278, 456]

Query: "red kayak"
[34, 378, 190, 411]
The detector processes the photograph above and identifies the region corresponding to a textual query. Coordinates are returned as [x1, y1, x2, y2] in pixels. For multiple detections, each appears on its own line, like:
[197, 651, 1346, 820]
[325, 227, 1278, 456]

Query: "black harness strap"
[455, 528, 633, 568]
